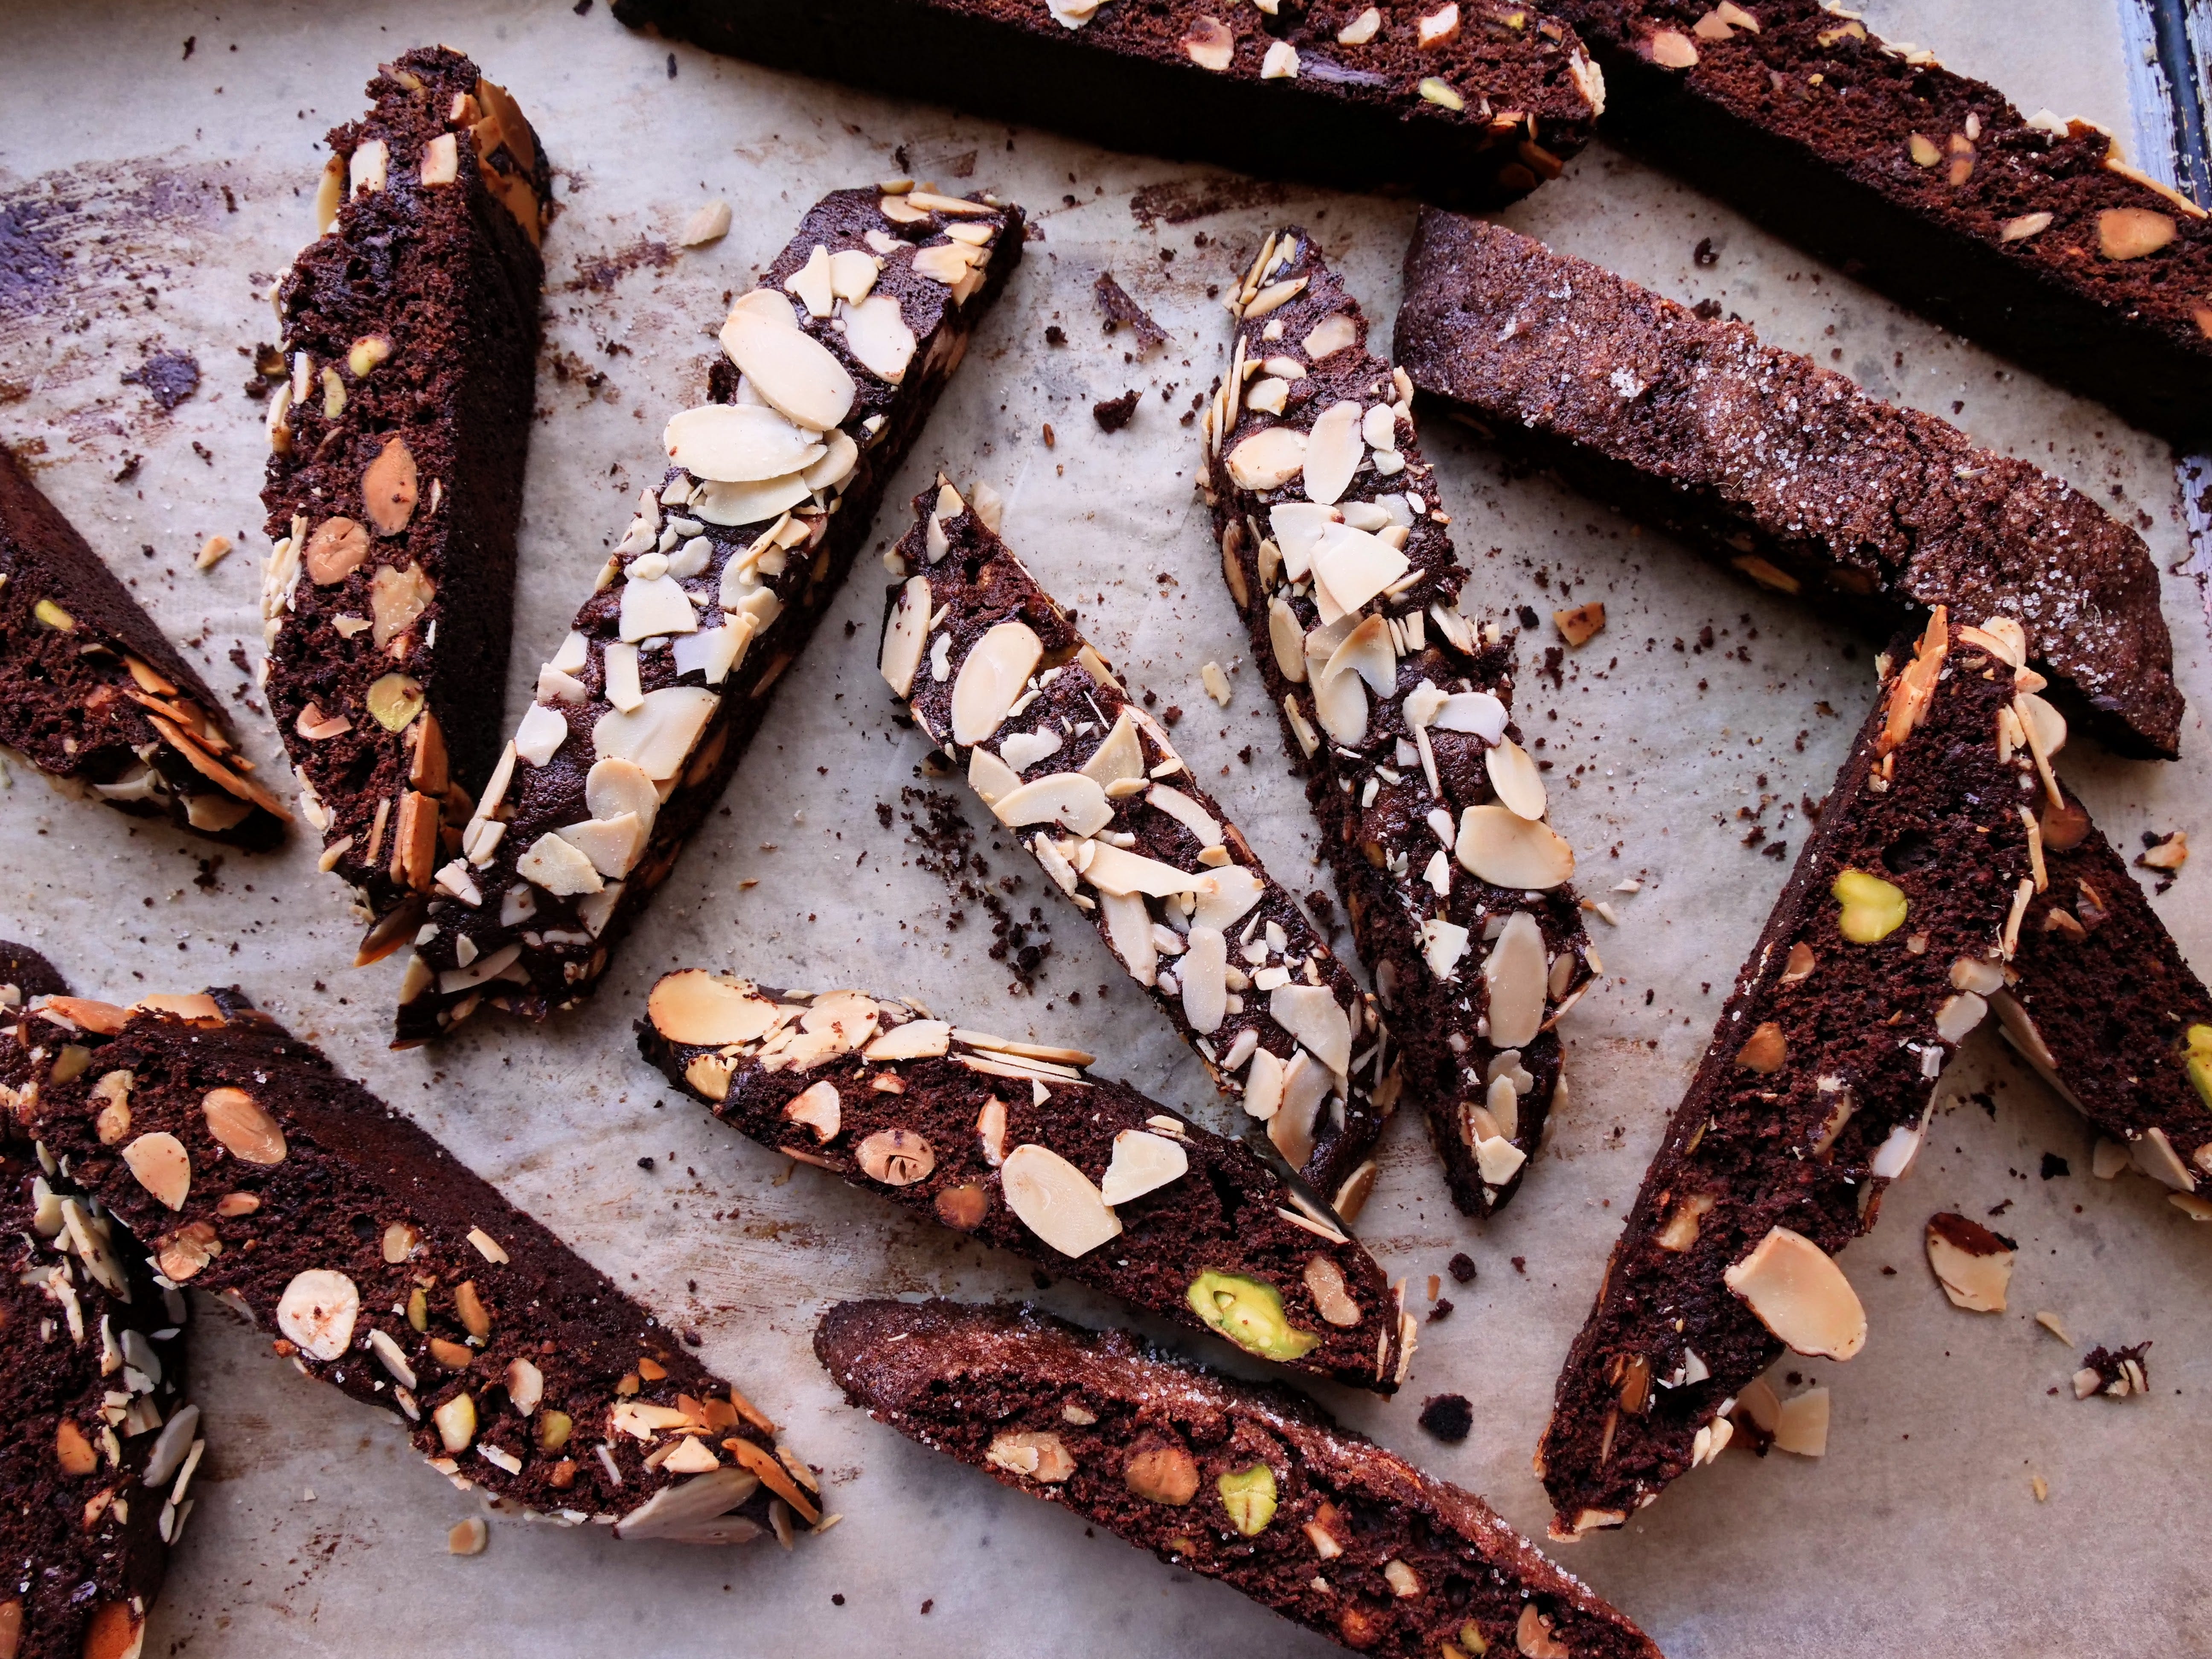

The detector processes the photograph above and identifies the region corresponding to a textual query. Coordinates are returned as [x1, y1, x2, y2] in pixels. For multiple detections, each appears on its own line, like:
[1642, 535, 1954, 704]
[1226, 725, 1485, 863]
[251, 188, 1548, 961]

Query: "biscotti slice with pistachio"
[1204, 226, 1598, 1219]
[259, 48, 553, 943]
[391, 186, 1023, 1045]
[1394, 211, 2182, 759]
[1546, 0, 2212, 445]
[615, 0, 1604, 212]
[818, 1298, 1662, 1659]
[639, 972, 1414, 1392]
[1538, 610, 2052, 1539]
[0, 444, 288, 847]
[15, 989, 817, 1548]
[879, 483, 1394, 1211]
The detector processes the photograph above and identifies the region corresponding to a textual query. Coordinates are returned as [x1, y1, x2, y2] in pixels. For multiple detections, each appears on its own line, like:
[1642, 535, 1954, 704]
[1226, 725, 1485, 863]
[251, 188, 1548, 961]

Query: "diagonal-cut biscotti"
[1547, 0, 2212, 445]
[392, 186, 1023, 1045]
[1999, 799, 2212, 1214]
[614, 0, 1605, 212]
[1537, 610, 2052, 1539]
[1393, 210, 2183, 760]
[879, 482, 1394, 1211]
[13, 988, 817, 1548]
[1203, 225, 1599, 1219]
[818, 1298, 1663, 1659]
[0, 445, 288, 847]
[259, 48, 553, 938]
[638, 972, 1415, 1392]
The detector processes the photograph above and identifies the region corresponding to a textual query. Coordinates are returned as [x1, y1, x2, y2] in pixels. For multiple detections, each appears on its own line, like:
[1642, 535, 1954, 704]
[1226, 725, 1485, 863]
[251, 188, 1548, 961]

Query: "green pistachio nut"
[1186, 1270, 1320, 1362]
[1832, 869, 1908, 943]
[1217, 1463, 1278, 1536]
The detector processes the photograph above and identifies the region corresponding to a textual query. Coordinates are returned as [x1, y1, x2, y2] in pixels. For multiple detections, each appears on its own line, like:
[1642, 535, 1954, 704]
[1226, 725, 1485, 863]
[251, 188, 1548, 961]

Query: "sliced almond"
[1737, 1021, 1787, 1074]
[2097, 207, 2176, 260]
[718, 306, 855, 431]
[122, 1132, 191, 1211]
[992, 772, 1114, 837]
[361, 437, 419, 537]
[1485, 739, 1546, 821]
[1271, 984, 1352, 1075]
[1303, 1256, 1362, 1327]
[854, 1127, 934, 1185]
[276, 1269, 360, 1362]
[591, 685, 719, 781]
[1001, 1144, 1122, 1257]
[664, 403, 825, 483]
[1097, 1129, 1189, 1205]
[880, 576, 932, 699]
[1080, 842, 1204, 899]
[1225, 426, 1308, 492]
[841, 293, 917, 384]
[305, 517, 371, 584]
[203, 1087, 287, 1164]
[950, 622, 1043, 745]
[1772, 1386, 1830, 1457]
[1455, 805, 1575, 890]
[1301, 402, 1365, 506]
[1481, 911, 1548, 1050]
[1925, 1212, 2013, 1313]
[1723, 1227, 1866, 1359]
[649, 971, 780, 1046]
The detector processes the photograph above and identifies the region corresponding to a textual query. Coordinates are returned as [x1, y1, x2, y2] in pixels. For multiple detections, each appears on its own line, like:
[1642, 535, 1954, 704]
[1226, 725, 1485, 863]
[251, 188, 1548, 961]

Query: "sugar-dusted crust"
[0, 445, 288, 847]
[1394, 211, 2183, 760]
[880, 484, 1393, 1206]
[638, 974, 1414, 1391]
[818, 1298, 1662, 1659]
[1551, 0, 2212, 445]
[259, 47, 553, 925]
[616, 0, 1603, 211]
[1538, 613, 2050, 1537]
[13, 989, 816, 1547]
[1203, 226, 1598, 1218]
[391, 186, 1023, 1044]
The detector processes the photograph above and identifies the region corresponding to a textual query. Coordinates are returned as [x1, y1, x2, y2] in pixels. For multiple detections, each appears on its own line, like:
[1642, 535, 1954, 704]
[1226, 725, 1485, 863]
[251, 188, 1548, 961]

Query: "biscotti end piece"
[1539, 611, 2052, 1536]
[0, 446, 289, 847]
[16, 991, 807, 1546]
[1394, 211, 2183, 760]
[818, 1298, 1662, 1659]
[1204, 225, 1599, 1218]
[390, 186, 1023, 1045]
[1551, 0, 2212, 445]
[881, 483, 1393, 1207]
[639, 973, 1414, 1391]
[260, 47, 553, 931]
[617, 0, 1603, 211]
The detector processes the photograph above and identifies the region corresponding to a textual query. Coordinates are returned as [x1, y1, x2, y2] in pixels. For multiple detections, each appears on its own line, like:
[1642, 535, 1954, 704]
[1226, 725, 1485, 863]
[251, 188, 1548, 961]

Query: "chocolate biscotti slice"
[1997, 798, 2212, 1212]
[15, 990, 815, 1547]
[617, 0, 1603, 212]
[1204, 227, 1598, 1220]
[1548, 0, 2212, 446]
[879, 483, 1393, 1211]
[259, 49, 552, 938]
[1537, 610, 2049, 1538]
[0, 445, 288, 847]
[392, 186, 1022, 1045]
[1394, 211, 2183, 760]
[639, 972, 1414, 1391]
[819, 1299, 1662, 1659]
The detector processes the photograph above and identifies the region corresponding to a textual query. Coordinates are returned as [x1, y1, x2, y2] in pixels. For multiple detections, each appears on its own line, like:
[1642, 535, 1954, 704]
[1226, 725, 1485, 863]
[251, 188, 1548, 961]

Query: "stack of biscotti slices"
[259, 48, 553, 952]
[878, 481, 1393, 1210]
[1203, 225, 1598, 1218]
[614, 0, 1607, 212]
[1545, 0, 2212, 445]
[2, 946, 200, 1659]
[1394, 211, 2183, 760]
[637, 972, 1415, 1391]
[12, 984, 817, 1548]
[393, 184, 1023, 1046]
[819, 1299, 1662, 1659]
[0, 445, 288, 847]
[1537, 611, 2053, 1538]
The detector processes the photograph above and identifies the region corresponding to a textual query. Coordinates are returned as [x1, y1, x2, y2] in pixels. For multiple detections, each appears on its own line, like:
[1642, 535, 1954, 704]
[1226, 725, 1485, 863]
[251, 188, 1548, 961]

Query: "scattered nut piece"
[2139, 830, 2188, 872]
[448, 1516, 488, 1555]
[1924, 1212, 2013, 1313]
[195, 535, 233, 571]
[680, 199, 733, 247]
[1723, 1226, 1866, 1359]
[1553, 602, 1605, 646]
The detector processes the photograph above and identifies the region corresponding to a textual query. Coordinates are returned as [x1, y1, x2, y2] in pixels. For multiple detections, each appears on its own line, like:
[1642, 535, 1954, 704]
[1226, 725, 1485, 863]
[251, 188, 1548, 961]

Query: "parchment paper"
[1, 2, 2205, 1652]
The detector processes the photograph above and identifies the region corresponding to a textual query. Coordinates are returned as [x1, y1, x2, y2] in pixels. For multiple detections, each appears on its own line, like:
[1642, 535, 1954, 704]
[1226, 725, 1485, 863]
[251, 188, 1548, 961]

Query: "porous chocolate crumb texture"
[390, 185, 1022, 1045]
[817, 1299, 1661, 1659]
[612, 0, 1604, 210]
[1204, 225, 1598, 1219]
[638, 973, 1414, 1391]
[1394, 212, 2183, 760]
[879, 482, 1393, 1208]
[0, 446, 288, 847]
[12, 984, 812, 1547]
[1540, 611, 2049, 1538]
[1550, 0, 2212, 445]
[260, 48, 553, 936]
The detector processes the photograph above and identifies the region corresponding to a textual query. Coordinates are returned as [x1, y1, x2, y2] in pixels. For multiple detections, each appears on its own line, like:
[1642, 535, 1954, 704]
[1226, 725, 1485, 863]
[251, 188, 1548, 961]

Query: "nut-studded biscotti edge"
[2, 949, 197, 1659]
[1203, 225, 1599, 1218]
[0, 446, 288, 847]
[1393, 210, 2183, 760]
[390, 185, 1024, 1045]
[259, 47, 552, 928]
[879, 484, 1396, 1211]
[817, 1298, 1663, 1659]
[1538, 611, 2054, 1538]
[638, 972, 1415, 1392]
[12, 988, 818, 1547]
[1548, 0, 2212, 446]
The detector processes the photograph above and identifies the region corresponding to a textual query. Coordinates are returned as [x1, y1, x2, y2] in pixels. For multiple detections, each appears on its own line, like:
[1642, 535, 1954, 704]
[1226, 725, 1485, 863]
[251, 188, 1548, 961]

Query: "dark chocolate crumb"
[1092, 272, 1167, 352]
[902, 788, 1052, 992]
[1418, 1393, 1473, 1442]
[1092, 389, 1140, 431]
[123, 349, 201, 411]
[1693, 237, 1719, 268]
[1447, 1252, 1476, 1284]
[1429, 1298, 1454, 1322]
[1044, 324, 1067, 346]
[2040, 1152, 2069, 1179]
